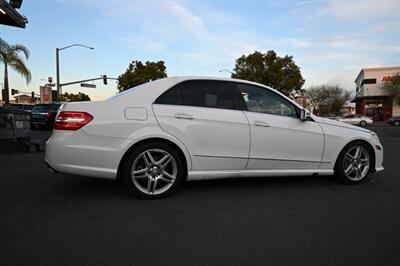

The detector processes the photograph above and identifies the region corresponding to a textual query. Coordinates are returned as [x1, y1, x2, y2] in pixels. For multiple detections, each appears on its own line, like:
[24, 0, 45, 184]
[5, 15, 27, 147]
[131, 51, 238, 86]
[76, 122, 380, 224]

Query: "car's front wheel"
[360, 120, 367, 127]
[335, 142, 372, 184]
[121, 142, 185, 199]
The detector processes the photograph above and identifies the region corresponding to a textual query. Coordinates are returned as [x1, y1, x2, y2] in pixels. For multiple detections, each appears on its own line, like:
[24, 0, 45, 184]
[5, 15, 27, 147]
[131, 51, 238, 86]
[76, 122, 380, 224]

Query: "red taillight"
[54, 111, 93, 131]
[47, 112, 52, 118]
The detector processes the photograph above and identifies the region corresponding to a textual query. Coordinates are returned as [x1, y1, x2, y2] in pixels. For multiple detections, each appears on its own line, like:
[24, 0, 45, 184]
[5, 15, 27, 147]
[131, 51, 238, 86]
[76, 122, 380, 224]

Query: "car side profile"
[337, 114, 373, 127]
[45, 77, 384, 198]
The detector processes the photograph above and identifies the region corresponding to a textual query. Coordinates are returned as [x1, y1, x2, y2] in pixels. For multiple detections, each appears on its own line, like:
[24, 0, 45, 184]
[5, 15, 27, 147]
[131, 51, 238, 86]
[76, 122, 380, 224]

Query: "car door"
[152, 80, 250, 170]
[233, 83, 324, 170]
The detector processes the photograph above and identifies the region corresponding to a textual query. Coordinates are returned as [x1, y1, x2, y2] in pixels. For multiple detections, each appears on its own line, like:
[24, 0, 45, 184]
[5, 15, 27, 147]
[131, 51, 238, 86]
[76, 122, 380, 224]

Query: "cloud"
[321, 0, 400, 21]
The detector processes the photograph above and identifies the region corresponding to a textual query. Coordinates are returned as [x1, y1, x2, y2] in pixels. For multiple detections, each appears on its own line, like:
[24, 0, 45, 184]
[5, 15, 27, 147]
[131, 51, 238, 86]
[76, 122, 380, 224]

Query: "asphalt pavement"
[0, 126, 399, 266]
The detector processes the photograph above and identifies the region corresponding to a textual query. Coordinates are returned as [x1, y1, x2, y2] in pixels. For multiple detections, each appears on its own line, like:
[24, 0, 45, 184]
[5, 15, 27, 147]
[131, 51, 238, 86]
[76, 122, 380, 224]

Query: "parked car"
[324, 113, 343, 121]
[45, 77, 384, 199]
[31, 103, 61, 129]
[388, 116, 400, 126]
[337, 114, 373, 127]
[6, 104, 35, 112]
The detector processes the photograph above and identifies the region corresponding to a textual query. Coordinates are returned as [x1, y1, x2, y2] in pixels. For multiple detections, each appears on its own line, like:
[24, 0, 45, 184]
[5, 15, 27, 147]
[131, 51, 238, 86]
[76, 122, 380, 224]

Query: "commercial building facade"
[353, 66, 400, 122]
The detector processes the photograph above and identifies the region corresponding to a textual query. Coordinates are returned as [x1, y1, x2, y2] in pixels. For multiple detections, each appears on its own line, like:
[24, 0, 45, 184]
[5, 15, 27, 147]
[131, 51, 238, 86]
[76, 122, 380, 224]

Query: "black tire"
[334, 141, 372, 184]
[120, 141, 185, 199]
[360, 120, 367, 127]
[394, 120, 400, 127]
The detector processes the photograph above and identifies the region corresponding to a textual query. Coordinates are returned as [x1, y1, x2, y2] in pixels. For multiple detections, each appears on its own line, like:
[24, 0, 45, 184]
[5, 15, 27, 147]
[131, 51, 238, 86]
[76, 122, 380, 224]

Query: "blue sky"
[1, 0, 399, 100]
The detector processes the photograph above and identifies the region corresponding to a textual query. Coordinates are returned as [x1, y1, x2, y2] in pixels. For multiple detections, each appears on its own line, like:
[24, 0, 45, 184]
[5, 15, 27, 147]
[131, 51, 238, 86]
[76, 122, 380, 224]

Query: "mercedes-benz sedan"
[45, 77, 384, 198]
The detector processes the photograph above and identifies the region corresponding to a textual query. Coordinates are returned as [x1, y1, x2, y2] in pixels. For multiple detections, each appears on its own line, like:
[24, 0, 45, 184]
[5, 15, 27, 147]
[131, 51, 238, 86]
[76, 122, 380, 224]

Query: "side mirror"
[300, 109, 311, 121]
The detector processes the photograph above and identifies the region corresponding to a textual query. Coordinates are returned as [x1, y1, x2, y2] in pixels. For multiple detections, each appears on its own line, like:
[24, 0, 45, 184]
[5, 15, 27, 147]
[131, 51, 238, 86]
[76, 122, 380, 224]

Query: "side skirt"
[187, 169, 334, 181]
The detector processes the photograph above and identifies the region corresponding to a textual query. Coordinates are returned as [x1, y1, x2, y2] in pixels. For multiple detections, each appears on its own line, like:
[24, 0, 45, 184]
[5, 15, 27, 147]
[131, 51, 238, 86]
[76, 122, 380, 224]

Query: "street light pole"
[218, 69, 234, 75]
[56, 44, 94, 101]
[56, 48, 60, 101]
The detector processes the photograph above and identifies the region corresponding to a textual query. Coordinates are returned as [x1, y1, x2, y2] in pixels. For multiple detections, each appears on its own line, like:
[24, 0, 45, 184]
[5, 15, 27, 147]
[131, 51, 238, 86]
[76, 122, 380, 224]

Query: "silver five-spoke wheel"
[343, 145, 370, 181]
[131, 149, 178, 195]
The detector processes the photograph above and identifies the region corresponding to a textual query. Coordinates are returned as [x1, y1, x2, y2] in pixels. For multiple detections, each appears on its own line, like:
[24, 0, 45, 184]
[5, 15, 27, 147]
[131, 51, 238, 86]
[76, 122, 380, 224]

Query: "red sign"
[382, 75, 400, 81]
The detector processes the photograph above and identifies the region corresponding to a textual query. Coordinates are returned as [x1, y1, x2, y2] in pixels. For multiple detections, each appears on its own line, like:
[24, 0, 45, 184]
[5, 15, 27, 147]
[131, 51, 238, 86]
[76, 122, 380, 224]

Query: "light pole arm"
[58, 44, 94, 51]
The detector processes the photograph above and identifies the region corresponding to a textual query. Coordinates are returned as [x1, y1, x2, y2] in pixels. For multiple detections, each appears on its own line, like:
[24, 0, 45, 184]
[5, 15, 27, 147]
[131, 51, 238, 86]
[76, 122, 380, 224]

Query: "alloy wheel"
[131, 149, 177, 195]
[343, 146, 370, 181]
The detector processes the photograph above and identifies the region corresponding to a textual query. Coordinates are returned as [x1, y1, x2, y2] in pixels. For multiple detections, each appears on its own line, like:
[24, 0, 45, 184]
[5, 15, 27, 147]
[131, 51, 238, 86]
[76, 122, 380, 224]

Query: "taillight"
[47, 112, 52, 118]
[54, 111, 93, 131]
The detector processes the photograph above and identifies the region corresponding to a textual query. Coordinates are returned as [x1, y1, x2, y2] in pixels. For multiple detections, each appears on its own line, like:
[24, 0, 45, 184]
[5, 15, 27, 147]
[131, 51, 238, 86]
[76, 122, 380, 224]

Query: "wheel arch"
[334, 139, 376, 173]
[117, 137, 190, 181]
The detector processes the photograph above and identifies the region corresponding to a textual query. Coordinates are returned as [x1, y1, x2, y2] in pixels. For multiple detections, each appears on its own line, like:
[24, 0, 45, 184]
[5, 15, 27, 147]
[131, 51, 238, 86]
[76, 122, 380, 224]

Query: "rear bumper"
[45, 129, 130, 179]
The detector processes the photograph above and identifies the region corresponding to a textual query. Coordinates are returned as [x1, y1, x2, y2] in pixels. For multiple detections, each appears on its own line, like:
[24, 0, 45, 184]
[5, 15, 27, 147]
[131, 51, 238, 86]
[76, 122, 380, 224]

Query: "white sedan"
[45, 77, 384, 198]
[338, 114, 373, 127]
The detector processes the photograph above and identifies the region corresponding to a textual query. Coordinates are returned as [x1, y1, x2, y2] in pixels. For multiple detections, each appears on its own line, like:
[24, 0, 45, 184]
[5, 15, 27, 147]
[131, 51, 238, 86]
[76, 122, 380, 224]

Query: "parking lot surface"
[1, 126, 399, 266]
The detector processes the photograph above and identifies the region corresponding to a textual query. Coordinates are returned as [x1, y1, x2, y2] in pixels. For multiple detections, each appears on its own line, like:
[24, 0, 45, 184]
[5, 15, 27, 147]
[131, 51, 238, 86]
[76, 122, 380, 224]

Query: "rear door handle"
[254, 120, 270, 127]
[174, 113, 194, 120]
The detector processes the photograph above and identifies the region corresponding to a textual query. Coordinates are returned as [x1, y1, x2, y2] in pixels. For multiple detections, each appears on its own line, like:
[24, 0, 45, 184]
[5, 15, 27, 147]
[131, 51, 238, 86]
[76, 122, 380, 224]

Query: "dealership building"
[353, 66, 400, 121]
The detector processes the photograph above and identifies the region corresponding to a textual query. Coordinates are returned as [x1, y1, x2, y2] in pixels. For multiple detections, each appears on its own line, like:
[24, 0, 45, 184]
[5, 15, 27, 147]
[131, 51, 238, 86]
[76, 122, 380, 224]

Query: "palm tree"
[0, 37, 31, 105]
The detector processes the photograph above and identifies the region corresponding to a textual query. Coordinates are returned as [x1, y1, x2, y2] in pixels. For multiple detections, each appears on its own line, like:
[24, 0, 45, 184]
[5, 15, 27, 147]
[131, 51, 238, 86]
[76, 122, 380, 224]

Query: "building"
[13, 94, 35, 104]
[341, 103, 356, 115]
[353, 66, 400, 122]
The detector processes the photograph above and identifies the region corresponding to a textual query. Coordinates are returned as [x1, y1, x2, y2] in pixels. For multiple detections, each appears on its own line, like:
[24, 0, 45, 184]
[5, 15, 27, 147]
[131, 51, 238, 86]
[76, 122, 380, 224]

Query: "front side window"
[235, 83, 297, 117]
[155, 80, 236, 110]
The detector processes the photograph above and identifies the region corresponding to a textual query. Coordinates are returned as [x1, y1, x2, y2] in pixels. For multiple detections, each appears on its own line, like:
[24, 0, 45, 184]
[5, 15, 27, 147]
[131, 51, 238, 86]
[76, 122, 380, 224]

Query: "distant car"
[31, 103, 61, 129]
[388, 116, 400, 126]
[7, 104, 35, 112]
[325, 113, 343, 121]
[338, 114, 373, 127]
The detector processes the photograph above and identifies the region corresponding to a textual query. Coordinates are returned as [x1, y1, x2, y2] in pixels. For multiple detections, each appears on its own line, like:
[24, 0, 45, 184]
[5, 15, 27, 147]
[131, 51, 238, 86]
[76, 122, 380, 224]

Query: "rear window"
[33, 104, 60, 111]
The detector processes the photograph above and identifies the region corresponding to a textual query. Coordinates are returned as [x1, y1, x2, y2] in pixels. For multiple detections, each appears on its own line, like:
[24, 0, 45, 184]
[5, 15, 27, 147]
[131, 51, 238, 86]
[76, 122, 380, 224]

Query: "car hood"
[312, 115, 371, 133]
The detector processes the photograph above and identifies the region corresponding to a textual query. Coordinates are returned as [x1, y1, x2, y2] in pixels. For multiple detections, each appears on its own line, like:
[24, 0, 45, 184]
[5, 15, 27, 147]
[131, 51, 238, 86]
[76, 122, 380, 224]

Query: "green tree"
[381, 73, 400, 97]
[0, 37, 31, 105]
[305, 85, 351, 115]
[118, 60, 167, 92]
[61, 92, 91, 102]
[232, 50, 305, 97]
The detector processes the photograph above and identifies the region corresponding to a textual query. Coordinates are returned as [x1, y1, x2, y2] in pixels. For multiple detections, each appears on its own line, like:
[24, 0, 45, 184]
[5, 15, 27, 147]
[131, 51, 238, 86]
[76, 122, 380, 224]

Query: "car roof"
[110, 76, 303, 110]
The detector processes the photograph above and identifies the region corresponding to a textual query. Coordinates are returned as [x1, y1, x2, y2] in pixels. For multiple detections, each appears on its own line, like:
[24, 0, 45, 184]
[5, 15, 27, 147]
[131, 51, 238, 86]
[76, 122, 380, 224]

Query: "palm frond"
[9, 58, 32, 84]
[11, 44, 30, 59]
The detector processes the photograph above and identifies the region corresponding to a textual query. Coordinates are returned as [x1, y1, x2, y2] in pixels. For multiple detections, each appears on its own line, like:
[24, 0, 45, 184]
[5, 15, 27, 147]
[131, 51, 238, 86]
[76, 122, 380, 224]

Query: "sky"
[0, 0, 399, 101]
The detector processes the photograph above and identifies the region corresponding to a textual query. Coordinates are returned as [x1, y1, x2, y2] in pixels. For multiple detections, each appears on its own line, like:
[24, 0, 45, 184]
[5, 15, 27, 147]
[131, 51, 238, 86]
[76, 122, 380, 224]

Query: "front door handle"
[174, 113, 194, 120]
[254, 120, 270, 127]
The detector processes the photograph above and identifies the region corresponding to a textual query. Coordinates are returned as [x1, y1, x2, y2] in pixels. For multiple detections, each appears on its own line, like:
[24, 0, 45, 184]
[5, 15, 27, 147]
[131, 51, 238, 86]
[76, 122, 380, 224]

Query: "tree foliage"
[381, 73, 400, 96]
[118, 60, 167, 92]
[0, 37, 31, 105]
[232, 50, 305, 97]
[306, 85, 351, 115]
[61, 92, 91, 102]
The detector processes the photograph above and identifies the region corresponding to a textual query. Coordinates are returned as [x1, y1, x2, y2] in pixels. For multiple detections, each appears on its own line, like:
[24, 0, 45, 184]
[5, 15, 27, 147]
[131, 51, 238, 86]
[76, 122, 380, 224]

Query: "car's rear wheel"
[121, 142, 185, 199]
[360, 120, 367, 127]
[335, 142, 372, 184]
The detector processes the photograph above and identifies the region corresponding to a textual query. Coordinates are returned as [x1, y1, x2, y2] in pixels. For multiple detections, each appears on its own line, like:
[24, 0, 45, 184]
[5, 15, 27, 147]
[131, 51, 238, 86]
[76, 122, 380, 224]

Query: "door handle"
[174, 113, 194, 120]
[254, 120, 270, 127]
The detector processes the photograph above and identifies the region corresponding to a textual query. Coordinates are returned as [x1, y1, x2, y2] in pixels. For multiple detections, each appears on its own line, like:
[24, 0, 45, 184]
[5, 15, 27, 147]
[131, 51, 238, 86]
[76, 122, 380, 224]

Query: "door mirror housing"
[300, 108, 311, 121]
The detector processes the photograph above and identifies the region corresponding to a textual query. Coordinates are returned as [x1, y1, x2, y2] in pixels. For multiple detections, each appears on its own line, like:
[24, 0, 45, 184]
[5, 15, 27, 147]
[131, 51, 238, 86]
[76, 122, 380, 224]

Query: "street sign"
[80, 83, 96, 88]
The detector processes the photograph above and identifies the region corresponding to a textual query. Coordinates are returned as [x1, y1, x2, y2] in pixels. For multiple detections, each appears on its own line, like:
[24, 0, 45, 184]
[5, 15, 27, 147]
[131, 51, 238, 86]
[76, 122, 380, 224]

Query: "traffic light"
[102, 75, 107, 85]
[31, 91, 35, 99]
[11, 89, 19, 95]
